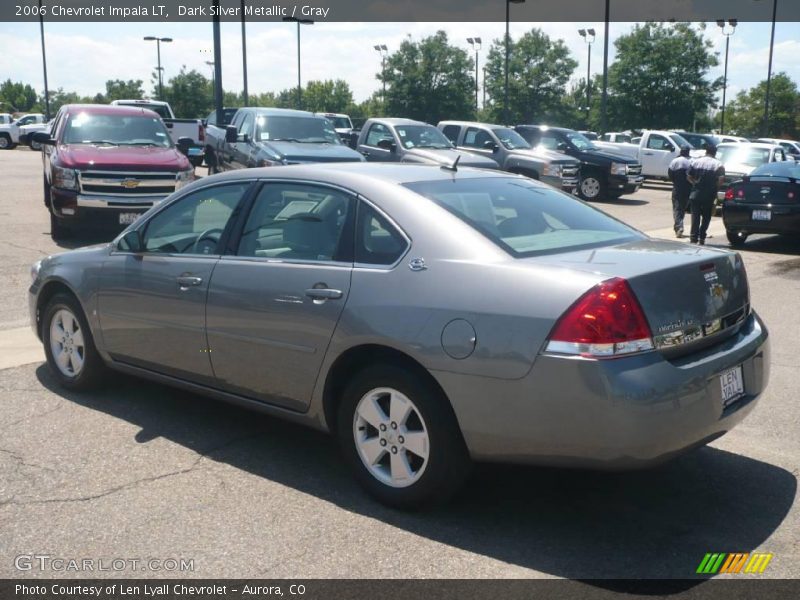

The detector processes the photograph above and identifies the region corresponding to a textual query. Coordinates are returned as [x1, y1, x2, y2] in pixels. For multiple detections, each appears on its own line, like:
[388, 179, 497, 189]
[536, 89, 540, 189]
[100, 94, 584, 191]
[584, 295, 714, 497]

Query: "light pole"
[38, 0, 50, 120]
[283, 16, 314, 110]
[467, 37, 482, 113]
[578, 28, 596, 128]
[374, 44, 388, 108]
[754, 0, 778, 136]
[205, 61, 216, 86]
[483, 66, 487, 108]
[143, 36, 172, 100]
[504, 0, 525, 124]
[601, 0, 610, 133]
[240, 0, 248, 106]
[716, 19, 737, 135]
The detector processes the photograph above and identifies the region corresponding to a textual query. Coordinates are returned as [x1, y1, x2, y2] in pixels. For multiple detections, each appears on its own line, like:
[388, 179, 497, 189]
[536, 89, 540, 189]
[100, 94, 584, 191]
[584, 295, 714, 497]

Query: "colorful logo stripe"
[697, 552, 773, 574]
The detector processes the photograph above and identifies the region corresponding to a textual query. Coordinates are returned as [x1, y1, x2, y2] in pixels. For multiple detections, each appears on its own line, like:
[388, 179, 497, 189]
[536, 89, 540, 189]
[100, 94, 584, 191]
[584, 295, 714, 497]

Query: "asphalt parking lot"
[1, 148, 799, 581]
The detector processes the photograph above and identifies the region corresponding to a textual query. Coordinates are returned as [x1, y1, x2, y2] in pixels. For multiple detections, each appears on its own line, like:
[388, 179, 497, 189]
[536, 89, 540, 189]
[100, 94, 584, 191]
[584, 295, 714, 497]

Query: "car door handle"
[643, 152, 654, 155]
[305, 288, 343, 300]
[176, 275, 203, 288]
[360, 150, 369, 157]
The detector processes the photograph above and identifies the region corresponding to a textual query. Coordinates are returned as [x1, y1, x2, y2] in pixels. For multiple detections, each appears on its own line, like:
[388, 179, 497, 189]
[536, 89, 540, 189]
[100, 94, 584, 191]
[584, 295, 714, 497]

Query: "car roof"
[316, 112, 349, 118]
[240, 107, 318, 118]
[61, 104, 160, 117]
[194, 162, 513, 188]
[369, 118, 428, 126]
[516, 125, 574, 133]
[112, 99, 168, 106]
[438, 120, 507, 129]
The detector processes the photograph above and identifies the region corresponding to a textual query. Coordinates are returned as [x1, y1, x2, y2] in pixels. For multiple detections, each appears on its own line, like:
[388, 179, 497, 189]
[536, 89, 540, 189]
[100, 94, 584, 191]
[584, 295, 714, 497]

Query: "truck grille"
[79, 171, 177, 197]
[561, 164, 579, 178]
[627, 164, 642, 176]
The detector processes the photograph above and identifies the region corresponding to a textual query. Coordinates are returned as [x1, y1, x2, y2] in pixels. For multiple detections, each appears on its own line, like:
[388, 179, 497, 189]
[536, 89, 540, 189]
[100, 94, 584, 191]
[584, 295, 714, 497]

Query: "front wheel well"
[322, 344, 452, 435]
[35, 281, 80, 339]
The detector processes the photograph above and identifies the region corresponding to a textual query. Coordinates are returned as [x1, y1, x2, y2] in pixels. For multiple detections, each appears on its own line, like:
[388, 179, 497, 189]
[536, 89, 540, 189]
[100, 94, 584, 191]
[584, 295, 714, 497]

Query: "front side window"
[62, 112, 172, 147]
[142, 184, 249, 255]
[238, 184, 353, 262]
[441, 125, 461, 144]
[539, 133, 561, 151]
[564, 131, 594, 150]
[365, 123, 392, 147]
[240, 113, 255, 139]
[493, 128, 530, 150]
[403, 177, 640, 258]
[356, 203, 407, 266]
[646, 134, 670, 151]
[463, 127, 493, 149]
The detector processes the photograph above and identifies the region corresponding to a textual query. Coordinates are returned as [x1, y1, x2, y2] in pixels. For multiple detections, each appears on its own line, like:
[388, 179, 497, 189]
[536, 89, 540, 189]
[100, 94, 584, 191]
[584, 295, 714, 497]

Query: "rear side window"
[403, 177, 640, 258]
[356, 203, 407, 266]
[441, 125, 461, 144]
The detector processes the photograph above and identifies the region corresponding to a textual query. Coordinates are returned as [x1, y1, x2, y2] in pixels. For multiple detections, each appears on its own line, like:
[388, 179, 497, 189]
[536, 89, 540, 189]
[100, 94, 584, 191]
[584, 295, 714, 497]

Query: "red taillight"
[546, 278, 654, 358]
[198, 123, 205, 142]
[724, 188, 735, 201]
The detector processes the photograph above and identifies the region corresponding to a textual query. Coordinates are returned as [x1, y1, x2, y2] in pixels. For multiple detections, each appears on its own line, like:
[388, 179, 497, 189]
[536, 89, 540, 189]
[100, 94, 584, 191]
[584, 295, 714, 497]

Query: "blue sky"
[1, 21, 797, 107]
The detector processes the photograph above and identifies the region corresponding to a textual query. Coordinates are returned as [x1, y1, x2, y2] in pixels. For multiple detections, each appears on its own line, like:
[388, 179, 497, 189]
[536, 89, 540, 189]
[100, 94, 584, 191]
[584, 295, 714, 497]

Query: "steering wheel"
[191, 228, 224, 255]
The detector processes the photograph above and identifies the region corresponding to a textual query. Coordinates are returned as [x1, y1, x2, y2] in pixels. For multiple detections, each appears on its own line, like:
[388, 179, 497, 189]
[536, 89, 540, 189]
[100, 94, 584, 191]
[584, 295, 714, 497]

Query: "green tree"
[102, 79, 145, 103]
[161, 67, 213, 118]
[381, 31, 475, 124]
[605, 22, 720, 131]
[0, 79, 39, 112]
[725, 73, 800, 138]
[46, 88, 95, 113]
[483, 28, 577, 124]
[302, 79, 354, 113]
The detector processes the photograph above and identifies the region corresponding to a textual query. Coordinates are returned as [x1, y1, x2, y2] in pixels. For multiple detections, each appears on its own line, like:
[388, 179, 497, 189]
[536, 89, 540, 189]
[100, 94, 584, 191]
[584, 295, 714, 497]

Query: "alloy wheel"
[49, 308, 86, 377]
[580, 177, 601, 199]
[352, 387, 430, 488]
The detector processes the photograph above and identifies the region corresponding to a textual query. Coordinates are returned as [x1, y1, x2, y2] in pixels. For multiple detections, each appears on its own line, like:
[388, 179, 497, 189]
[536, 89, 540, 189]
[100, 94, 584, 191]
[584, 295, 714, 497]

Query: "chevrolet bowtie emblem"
[119, 178, 140, 189]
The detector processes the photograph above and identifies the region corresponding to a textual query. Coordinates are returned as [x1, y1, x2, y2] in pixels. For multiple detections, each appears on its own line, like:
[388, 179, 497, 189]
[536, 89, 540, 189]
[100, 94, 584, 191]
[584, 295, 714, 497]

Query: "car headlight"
[543, 164, 562, 177]
[610, 162, 628, 176]
[30, 259, 42, 283]
[52, 166, 78, 190]
[175, 169, 195, 190]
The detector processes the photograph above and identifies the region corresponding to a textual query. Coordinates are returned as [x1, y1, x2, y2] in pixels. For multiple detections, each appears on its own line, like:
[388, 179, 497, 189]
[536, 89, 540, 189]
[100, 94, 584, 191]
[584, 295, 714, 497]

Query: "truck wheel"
[0, 133, 13, 150]
[30, 139, 42, 151]
[337, 364, 471, 509]
[579, 174, 606, 201]
[50, 212, 71, 241]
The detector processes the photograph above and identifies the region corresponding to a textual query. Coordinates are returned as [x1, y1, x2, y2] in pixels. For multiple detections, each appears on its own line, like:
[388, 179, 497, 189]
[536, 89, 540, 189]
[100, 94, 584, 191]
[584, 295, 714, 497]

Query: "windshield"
[62, 112, 173, 147]
[494, 127, 531, 150]
[256, 116, 341, 144]
[565, 131, 595, 150]
[751, 162, 800, 178]
[717, 146, 772, 168]
[394, 125, 452, 149]
[403, 177, 640, 258]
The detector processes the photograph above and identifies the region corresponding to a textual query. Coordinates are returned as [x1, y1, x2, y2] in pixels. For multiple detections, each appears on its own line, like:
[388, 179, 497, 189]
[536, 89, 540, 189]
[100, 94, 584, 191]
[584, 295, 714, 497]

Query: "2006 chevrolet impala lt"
[29, 163, 770, 508]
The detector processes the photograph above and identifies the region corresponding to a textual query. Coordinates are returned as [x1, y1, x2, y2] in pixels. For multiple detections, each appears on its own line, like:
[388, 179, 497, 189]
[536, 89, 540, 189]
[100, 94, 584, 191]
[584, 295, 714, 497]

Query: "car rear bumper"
[435, 311, 769, 468]
[50, 187, 165, 230]
[723, 202, 800, 234]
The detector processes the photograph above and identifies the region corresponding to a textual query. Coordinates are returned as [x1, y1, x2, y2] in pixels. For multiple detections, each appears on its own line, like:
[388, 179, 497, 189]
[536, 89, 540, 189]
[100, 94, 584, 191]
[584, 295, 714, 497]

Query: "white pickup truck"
[594, 130, 696, 180]
[110, 99, 205, 166]
[0, 113, 46, 149]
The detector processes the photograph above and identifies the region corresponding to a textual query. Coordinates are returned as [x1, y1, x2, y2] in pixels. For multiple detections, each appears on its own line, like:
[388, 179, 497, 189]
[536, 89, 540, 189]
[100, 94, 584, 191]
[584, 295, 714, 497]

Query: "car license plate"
[187, 147, 203, 157]
[119, 212, 139, 225]
[752, 209, 771, 221]
[720, 365, 744, 408]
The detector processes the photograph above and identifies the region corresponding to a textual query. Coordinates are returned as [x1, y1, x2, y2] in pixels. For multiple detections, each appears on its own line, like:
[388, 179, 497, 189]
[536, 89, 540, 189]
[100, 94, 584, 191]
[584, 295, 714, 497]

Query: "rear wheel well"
[35, 281, 79, 338]
[322, 344, 453, 434]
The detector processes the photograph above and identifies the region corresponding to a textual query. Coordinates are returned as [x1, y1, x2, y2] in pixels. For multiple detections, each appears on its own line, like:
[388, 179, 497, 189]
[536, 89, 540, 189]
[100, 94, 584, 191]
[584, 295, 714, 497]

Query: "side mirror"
[556, 142, 567, 152]
[667, 144, 676, 152]
[119, 229, 143, 253]
[176, 136, 193, 156]
[483, 140, 499, 152]
[225, 125, 238, 143]
[377, 138, 396, 152]
[32, 131, 56, 145]
[237, 133, 250, 143]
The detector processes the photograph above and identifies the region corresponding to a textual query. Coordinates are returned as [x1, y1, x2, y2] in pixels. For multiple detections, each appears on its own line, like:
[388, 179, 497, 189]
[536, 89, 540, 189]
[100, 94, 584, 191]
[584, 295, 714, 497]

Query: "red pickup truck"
[34, 104, 195, 239]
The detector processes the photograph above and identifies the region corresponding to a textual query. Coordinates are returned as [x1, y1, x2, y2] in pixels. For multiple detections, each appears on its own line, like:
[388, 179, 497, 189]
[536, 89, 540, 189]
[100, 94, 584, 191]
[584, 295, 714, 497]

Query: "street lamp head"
[161, 37, 173, 43]
[729, 18, 738, 28]
[467, 37, 474, 44]
[579, 29, 586, 37]
[475, 37, 482, 44]
[374, 44, 382, 50]
[716, 19, 726, 28]
[588, 29, 596, 36]
[143, 36, 156, 41]
[380, 44, 387, 51]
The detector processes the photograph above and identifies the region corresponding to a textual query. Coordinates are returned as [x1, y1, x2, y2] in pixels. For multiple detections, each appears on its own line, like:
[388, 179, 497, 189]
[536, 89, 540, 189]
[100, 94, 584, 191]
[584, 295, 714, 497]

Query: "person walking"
[687, 145, 725, 245]
[668, 145, 693, 238]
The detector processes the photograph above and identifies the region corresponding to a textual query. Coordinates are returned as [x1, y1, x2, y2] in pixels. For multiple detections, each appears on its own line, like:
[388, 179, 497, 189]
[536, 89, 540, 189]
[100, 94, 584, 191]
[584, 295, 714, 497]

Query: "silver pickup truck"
[438, 121, 580, 192]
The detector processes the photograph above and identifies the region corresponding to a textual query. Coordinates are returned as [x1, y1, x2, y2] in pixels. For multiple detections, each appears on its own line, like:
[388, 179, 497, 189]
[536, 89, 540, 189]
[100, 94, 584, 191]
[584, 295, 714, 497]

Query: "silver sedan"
[29, 163, 770, 508]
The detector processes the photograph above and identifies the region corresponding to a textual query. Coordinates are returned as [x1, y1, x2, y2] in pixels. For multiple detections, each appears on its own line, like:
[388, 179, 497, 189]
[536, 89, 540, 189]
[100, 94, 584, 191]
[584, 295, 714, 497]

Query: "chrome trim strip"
[76, 195, 166, 207]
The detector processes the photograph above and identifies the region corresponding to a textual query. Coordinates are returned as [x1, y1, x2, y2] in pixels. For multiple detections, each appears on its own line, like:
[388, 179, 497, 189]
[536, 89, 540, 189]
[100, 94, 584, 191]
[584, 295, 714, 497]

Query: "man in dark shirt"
[668, 145, 693, 238]
[687, 145, 726, 245]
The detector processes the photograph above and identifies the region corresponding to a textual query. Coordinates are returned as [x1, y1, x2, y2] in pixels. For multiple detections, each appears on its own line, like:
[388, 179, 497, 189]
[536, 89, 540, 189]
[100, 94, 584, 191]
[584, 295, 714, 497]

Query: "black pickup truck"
[514, 125, 643, 201]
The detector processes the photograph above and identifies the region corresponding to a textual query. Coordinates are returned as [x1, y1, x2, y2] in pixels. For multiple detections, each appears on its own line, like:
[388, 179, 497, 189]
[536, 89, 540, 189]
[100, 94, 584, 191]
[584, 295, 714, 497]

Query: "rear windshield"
[325, 116, 352, 129]
[62, 112, 172, 147]
[751, 162, 800, 178]
[718, 146, 772, 168]
[403, 177, 640, 258]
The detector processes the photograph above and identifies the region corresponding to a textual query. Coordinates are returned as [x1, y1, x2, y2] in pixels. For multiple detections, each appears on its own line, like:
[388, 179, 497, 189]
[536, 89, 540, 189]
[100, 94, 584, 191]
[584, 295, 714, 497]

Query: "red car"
[34, 104, 195, 239]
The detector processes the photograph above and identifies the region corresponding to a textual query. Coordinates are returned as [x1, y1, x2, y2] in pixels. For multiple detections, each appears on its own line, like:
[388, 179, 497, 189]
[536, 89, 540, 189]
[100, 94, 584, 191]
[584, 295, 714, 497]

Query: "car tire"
[43, 174, 51, 207]
[578, 173, 606, 201]
[727, 230, 748, 247]
[337, 364, 471, 509]
[50, 212, 71, 240]
[42, 293, 106, 390]
[0, 133, 13, 150]
[30, 140, 42, 151]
